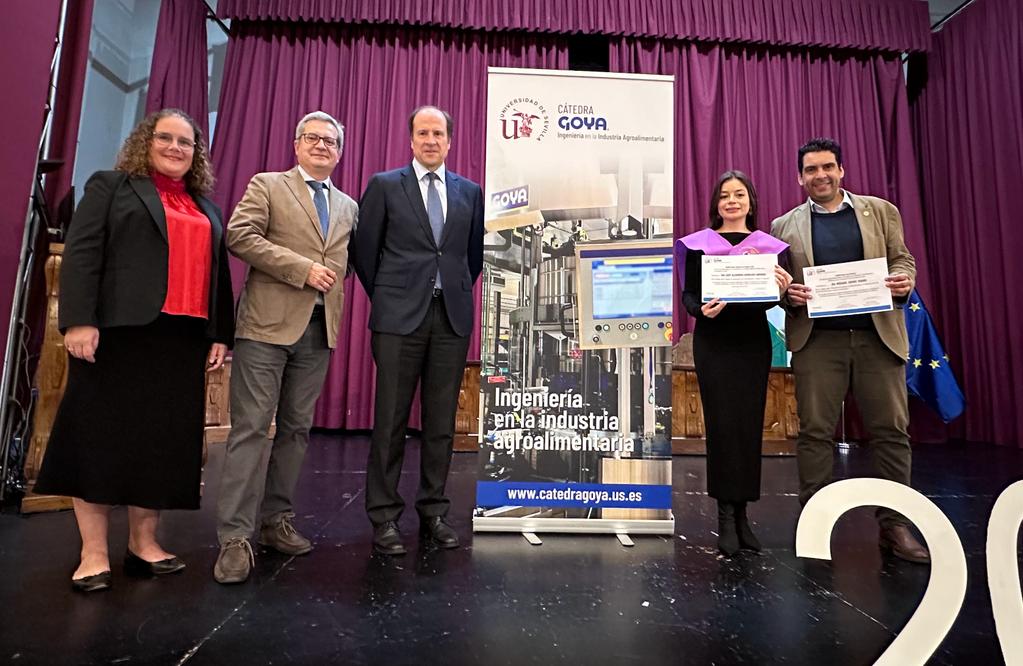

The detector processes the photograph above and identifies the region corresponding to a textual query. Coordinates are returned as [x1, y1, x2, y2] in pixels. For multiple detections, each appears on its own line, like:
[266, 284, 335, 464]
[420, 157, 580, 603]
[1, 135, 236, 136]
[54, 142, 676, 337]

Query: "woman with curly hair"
[34, 108, 235, 591]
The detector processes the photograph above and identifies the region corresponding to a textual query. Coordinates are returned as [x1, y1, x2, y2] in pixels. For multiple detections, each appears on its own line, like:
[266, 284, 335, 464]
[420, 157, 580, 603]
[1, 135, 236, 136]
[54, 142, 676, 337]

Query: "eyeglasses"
[152, 132, 195, 151]
[298, 133, 340, 149]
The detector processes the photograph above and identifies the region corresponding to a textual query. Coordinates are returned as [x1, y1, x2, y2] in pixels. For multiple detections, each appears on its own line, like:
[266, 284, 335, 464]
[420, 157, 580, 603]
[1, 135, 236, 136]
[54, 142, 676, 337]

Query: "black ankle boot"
[717, 502, 739, 556]
[734, 502, 762, 552]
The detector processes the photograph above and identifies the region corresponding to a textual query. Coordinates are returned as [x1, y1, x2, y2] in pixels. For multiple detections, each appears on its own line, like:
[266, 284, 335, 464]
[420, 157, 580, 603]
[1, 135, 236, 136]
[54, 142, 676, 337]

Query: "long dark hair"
[707, 169, 758, 232]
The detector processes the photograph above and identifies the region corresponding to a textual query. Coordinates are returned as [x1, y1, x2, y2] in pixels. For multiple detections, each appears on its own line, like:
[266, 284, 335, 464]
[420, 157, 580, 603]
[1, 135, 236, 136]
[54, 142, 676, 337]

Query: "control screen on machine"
[576, 240, 674, 349]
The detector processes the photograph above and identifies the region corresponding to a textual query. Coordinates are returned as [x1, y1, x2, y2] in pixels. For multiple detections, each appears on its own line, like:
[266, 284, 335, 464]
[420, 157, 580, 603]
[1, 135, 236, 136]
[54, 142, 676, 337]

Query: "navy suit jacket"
[354, 163, 484, 336]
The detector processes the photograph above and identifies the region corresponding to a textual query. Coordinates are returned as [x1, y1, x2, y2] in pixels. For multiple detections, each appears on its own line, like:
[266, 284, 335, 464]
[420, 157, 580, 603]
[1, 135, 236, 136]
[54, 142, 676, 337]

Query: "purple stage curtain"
[44, 0, 95, 218]
[911, 0, 1023, 447]
[217, 0, 930, 53]
[145, 0, 209, 138]
[211, 22, 567, 429]
[0, 1, 62, 359]
[611, 38, 948, 442]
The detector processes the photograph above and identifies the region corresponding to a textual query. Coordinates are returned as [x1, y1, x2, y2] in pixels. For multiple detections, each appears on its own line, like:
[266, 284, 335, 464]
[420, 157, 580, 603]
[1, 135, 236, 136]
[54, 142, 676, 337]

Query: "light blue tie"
[426, 172, 444, 289]
[307, 180, 330, 239]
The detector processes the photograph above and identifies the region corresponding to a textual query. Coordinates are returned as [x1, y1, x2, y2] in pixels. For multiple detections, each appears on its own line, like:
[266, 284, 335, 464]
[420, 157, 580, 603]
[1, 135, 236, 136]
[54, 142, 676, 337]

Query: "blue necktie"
[307, 180, 330, 239]
[426, 172, 444, 289]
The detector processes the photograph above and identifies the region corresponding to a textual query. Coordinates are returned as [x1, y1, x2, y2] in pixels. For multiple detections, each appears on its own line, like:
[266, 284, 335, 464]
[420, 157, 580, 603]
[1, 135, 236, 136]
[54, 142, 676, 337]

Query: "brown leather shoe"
[258, 513, 312, 556]
[879, 524, 931, 564]
[214, 537, 254, 584]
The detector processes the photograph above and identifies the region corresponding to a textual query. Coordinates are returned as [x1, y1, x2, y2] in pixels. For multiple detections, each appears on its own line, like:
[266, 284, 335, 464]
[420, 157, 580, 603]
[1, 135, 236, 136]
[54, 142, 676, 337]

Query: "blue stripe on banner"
[579, 248, 671, 259]
[704, 296, 779, 302]
[809, 305, 892, 318]
[476, 482, 673, 509]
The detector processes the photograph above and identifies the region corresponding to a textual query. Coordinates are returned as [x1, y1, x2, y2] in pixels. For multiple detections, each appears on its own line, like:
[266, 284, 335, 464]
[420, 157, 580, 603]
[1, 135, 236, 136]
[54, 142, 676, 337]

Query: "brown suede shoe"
[258, 513, 313, 556]
[879, 524, 931, 564]
[214, 537, 254, 584]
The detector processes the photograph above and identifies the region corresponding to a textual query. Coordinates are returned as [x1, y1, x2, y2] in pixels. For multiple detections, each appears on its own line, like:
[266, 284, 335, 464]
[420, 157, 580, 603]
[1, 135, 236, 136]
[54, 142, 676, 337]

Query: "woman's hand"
[701, 298, 727, 319]
[775, 265, 793, 292]
[207, 343, 227, 372]
[64, 326, 100, 363]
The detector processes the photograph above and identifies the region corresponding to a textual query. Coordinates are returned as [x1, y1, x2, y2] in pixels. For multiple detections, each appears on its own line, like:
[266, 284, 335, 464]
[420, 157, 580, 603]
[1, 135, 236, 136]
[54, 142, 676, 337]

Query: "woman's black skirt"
[34, 314, 209, 510]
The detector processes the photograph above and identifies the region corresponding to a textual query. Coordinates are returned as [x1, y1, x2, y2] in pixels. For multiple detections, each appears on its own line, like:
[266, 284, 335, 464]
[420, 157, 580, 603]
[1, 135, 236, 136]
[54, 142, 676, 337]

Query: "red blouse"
[151, 172, 212, 319]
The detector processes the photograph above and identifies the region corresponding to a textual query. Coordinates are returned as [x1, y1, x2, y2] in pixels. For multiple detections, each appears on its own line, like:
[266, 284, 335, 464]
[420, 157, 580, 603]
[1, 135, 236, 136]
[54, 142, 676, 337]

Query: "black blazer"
[353, 164, 484, 336]
[59, 170, 235, 344]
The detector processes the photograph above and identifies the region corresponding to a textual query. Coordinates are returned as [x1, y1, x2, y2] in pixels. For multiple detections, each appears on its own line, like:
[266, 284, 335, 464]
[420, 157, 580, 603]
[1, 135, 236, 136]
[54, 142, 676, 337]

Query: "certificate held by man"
[701, 254, 780, 303]
[802, 257, 894, 319]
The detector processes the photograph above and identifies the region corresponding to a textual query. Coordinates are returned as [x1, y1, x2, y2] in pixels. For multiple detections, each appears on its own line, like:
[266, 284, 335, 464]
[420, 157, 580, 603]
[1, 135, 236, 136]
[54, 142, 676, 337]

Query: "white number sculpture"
[988, 480, 1023, 665]
[795, 479, 967, 665]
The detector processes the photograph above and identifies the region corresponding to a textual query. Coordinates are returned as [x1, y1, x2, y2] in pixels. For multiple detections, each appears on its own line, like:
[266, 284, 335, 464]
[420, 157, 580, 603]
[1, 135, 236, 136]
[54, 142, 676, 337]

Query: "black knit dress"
[682, 233, 773, 502]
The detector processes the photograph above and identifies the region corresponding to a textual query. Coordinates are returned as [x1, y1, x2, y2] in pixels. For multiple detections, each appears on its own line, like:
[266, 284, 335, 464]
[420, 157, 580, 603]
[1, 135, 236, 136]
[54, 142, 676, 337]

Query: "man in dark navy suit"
[354, 106, 484, 555]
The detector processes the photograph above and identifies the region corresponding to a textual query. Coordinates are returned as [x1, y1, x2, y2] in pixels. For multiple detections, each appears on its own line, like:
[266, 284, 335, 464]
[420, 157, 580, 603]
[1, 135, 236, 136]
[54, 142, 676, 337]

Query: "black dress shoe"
[373, 521, 407, 556]
[71, 571, 111, 593]
[420, 516, 459, 549]
[124, 550, 186, 576]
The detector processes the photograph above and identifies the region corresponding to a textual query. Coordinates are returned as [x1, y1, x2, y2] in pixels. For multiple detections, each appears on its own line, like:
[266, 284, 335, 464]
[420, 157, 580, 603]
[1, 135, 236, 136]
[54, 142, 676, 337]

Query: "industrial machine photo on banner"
[474, 68, 676, 535]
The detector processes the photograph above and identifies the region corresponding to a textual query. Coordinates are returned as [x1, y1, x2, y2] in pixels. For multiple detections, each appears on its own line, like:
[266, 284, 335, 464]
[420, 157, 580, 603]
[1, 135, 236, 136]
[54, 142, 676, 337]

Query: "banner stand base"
[473, 515, 675, 536]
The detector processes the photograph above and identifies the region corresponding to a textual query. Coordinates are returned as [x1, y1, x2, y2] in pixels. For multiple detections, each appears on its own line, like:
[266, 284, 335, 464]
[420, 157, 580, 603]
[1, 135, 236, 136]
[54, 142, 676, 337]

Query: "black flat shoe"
[71, 571, 111, 593]
[124, 550, 186, 576]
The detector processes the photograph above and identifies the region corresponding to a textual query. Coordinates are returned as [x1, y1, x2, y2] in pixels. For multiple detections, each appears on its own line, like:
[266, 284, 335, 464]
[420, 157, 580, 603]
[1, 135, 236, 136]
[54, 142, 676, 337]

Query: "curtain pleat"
[218, 0, 930, 53]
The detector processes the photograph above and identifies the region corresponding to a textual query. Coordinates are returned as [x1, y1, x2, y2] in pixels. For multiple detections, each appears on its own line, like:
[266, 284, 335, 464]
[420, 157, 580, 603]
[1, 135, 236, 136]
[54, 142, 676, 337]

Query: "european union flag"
[904, 291, 966, 422]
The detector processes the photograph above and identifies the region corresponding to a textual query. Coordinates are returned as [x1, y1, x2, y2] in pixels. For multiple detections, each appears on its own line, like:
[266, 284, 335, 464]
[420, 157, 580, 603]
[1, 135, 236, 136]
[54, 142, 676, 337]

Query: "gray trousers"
[215, 313, 330, 543]
[791, 328, 912, 527]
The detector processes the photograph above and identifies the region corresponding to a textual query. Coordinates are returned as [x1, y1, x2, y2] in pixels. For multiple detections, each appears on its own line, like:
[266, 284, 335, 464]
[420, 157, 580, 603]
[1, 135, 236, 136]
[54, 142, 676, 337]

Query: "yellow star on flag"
[909, 302, 921, 312]
[929, 359, 941, 369]
[912, 358, 922, 368]
[943, 354, 949, 361]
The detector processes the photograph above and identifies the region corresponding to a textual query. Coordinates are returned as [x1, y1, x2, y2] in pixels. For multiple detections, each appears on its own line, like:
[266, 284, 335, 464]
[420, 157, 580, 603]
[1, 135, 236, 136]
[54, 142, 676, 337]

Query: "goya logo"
[499, 98, 550, 141]
[490, 185, 529, 212]
[558, 115, 608, 130]
[557, 103, 608, 132]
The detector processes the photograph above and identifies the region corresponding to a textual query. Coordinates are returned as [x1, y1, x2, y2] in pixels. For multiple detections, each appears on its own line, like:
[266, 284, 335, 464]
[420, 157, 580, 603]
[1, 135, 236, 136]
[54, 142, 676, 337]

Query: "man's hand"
[885, 273, 914, 298]
[786, 283, 813, 306]
[306, 263, 338, 293]
[65, 326, 100, 363]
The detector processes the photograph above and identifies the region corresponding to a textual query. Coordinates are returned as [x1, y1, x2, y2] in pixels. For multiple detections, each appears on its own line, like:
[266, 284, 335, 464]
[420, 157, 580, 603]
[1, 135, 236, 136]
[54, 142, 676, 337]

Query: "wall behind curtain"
[211, 22, 567, 429]
[912, 0, 1023, 447]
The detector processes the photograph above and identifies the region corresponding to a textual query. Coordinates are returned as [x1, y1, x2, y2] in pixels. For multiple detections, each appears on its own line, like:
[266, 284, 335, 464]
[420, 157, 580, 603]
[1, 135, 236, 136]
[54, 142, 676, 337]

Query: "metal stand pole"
[835, 400, 853, 451]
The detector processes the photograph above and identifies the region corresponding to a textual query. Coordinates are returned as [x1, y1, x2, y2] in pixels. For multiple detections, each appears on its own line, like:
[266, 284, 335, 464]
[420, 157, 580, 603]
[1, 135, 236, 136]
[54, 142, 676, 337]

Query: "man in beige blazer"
[771, 137, 929, 564]
[214, 111, 358, 584]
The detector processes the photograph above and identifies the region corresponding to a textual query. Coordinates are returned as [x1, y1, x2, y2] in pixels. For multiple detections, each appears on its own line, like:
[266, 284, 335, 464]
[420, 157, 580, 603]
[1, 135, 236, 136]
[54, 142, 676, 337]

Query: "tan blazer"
[770, 191, 916, 359]
[228, 167, 358, 348]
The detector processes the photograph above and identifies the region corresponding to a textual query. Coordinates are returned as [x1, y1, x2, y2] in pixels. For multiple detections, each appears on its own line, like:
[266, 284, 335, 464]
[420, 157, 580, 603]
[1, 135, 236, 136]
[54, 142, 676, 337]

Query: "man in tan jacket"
[214, 111, 357, 583]
[772, 137, 929, 564]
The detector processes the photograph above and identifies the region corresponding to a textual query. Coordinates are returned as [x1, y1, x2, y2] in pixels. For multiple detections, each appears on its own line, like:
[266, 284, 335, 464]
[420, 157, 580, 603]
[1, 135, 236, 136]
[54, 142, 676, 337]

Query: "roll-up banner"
[474, 68, 676, 535]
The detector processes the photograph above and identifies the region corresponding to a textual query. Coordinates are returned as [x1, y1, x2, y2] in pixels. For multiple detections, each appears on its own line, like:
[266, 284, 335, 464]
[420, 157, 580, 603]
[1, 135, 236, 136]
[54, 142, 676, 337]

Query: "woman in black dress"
[34, 109, 234, 591]
[681, 171, 791, 556]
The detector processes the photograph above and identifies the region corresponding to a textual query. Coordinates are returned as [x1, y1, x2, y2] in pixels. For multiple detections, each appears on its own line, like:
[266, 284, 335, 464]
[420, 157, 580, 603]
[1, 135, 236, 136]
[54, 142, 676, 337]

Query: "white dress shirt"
[412, 159, 447, 220]
[808, 189, 853, 214]
[297, 165, 332, 219]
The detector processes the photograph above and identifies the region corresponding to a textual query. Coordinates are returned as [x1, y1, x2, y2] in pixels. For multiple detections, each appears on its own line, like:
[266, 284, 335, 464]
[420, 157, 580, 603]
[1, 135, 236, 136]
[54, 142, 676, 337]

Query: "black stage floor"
[0, 435, 1018, 665]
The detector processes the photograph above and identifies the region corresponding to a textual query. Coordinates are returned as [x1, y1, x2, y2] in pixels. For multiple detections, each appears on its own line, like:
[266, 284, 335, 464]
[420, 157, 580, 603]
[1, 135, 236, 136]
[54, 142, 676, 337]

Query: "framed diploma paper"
[803, 257, 894, 318]
[701, 253, 779, 303]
